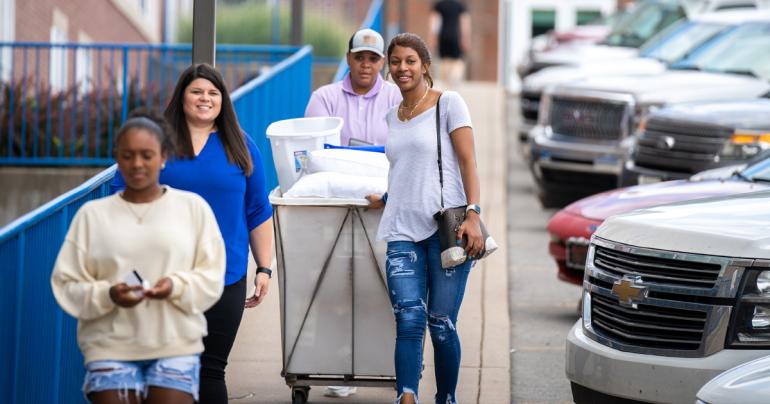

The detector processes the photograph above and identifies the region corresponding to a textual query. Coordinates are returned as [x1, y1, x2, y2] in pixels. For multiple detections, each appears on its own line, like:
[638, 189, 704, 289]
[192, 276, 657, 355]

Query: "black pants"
[198, 275, 247, 404]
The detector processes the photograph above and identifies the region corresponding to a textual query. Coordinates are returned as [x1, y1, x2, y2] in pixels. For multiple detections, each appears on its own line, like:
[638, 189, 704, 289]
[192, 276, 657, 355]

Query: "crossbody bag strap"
[436, 92, 444, 208]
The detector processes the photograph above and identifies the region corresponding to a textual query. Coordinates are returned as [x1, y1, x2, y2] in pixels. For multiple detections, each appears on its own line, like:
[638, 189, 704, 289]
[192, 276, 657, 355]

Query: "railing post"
[10, 232, 24, 403]
[121, 46, 129, 124]
[6, 50, 13, 158]
[20, 49, 28, 158]
[51, 208, 66, 402]
[33, 47, 41, 160]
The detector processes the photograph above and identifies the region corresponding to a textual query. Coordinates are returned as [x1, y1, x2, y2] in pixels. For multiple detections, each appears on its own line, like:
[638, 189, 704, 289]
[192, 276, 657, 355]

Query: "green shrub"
[177, 2, 352, 58]
[0, 77, 161, 161]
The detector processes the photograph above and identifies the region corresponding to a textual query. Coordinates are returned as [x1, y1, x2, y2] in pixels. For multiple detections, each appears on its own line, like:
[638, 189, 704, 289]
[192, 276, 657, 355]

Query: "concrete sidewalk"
[225, 82, 510, 403]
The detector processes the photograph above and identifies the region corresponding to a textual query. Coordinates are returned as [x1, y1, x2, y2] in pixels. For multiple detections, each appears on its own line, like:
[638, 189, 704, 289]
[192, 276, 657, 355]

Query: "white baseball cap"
[348, 28, 385, 57]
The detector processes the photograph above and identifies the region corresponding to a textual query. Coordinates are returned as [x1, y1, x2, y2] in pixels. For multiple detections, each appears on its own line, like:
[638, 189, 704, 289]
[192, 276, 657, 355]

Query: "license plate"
[594, 156, 619, 168]
[638, 175, 662, 185]
[566, 239, 589, 269]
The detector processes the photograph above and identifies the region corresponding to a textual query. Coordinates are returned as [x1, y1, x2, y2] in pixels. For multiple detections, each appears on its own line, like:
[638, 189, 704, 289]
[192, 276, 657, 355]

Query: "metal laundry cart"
[270, 190, 396, 404]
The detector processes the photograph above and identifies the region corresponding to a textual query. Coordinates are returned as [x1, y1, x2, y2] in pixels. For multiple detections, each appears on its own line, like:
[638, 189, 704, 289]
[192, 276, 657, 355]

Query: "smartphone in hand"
[123, 270, 150, 298]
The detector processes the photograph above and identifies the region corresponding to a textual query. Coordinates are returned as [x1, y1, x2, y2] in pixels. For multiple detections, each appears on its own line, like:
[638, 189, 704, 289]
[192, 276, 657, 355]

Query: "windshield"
[639, 21, 727, 64]
[740, 151, 770, 182]
[587, 8, 630, 29]
[674, 23, 770, 80]
[602, 2, 686, 48]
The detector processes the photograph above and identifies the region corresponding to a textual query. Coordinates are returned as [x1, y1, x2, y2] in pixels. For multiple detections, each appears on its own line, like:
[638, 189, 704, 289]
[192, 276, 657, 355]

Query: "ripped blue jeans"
[386, 231, 472, 404]
[82, 354, 200, 401]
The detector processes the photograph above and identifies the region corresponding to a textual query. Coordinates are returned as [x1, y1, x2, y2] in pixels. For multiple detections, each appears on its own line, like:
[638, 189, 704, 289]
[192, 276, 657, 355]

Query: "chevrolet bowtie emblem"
[612, 275, 648, 307]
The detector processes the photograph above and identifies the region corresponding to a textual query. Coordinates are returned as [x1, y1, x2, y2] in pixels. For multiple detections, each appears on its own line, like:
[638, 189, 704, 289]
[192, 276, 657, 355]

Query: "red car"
[547, 162, 770, 286]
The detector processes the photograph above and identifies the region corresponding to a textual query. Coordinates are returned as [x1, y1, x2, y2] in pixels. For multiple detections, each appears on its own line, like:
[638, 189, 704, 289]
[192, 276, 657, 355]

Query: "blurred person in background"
[305, 28, 402, 147]
[111, 64, 275, 403]
[430, 0, 471, 87]
[52, 111, 226, 404]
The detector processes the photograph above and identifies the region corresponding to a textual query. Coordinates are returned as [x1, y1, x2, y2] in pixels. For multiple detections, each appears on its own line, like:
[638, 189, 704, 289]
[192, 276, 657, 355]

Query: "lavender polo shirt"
[304, 73, 402, 146]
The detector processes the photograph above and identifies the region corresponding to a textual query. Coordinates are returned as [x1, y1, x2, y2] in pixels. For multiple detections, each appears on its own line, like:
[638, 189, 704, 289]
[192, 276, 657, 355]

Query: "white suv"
[567, 189, 770, 403]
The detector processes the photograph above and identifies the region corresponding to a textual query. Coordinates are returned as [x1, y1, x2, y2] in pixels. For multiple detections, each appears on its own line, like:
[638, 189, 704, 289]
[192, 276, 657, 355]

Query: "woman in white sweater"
[51, 111, 226, 404]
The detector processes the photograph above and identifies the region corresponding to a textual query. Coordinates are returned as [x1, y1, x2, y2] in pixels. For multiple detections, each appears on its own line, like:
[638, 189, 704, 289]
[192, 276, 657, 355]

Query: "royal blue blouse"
[112, 132, 273, 285]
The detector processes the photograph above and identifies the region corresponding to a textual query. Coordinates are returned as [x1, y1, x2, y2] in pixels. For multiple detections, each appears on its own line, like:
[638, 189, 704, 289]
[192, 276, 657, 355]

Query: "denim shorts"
[83, 354, 200, 401]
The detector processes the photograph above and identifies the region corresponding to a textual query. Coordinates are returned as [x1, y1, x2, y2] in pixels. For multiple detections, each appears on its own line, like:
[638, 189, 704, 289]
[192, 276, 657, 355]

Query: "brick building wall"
[7, 0, 163, 90]
[386, 0, 499, 82]
[15, 0, 156, 43]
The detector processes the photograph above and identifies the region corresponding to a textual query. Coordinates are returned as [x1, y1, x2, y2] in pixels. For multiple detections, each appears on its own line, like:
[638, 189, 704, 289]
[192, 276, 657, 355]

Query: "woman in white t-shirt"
[366, 33, 483, 404]
[51, 111, 226, 404]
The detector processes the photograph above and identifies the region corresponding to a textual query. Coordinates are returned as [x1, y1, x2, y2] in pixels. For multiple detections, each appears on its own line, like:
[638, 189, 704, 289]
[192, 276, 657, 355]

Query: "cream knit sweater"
[51, 187, 226, 364]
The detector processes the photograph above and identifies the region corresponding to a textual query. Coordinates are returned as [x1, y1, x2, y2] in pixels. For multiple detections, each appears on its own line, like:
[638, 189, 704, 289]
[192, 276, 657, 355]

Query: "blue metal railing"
[332, 0, 385, 82]
[232, 45, 313, 192]
[0, 44, 312, 404]
[0, 42, 300, 166]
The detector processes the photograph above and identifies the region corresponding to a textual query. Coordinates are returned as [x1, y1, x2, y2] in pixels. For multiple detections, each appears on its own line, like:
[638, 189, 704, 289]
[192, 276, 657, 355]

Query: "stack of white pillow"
[284, 149, 388, 199]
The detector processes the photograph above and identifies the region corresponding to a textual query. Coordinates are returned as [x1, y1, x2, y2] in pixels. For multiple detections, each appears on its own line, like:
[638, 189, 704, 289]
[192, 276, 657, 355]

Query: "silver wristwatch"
[466, 204, 481, 215]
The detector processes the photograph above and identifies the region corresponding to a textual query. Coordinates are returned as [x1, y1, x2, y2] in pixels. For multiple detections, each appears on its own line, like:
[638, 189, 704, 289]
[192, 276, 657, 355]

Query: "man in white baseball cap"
[348, 27, 385, 56]
[305, 28, 401, 147]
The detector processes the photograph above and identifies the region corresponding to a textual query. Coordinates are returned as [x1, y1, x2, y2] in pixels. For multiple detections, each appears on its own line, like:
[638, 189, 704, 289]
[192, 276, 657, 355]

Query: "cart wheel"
[291, 386, 309, 404]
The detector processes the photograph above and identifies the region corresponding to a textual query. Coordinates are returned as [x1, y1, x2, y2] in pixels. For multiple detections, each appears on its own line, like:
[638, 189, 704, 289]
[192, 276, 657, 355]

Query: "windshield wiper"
[719, 68, 759, 78]
[671, 65, 701, 71]
[733, 170, 756, 183]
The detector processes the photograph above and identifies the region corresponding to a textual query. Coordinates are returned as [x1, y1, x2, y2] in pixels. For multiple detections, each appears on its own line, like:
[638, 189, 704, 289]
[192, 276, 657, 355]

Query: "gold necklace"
[120, 190, 163, 224]
[399, 87, 430, 120]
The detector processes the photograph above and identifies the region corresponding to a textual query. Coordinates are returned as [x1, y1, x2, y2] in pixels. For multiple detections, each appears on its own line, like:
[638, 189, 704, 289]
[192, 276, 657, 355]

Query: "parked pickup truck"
[567, 189, 770, 403]
[518, 10, 762, 147]
[529, 19, 770, 207]
[627, 97, 770, 184]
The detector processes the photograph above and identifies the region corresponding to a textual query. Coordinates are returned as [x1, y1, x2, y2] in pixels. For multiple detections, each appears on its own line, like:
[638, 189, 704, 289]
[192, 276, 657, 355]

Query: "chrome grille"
[520, 91, 541, 122]
[633, 117, 733, 174]
[549, 97, 628, 141]
[585, 238, 742, 357]
[594, 246, 721, 289]
[590, 293, 706, 351]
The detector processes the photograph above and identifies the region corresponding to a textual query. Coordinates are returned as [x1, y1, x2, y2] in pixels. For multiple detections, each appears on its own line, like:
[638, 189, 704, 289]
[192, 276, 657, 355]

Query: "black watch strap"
[256, 267, 273, 279]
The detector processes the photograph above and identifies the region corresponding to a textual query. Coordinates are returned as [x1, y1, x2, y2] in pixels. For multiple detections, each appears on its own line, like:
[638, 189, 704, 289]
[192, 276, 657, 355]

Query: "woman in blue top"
[113, 64, 274, 403]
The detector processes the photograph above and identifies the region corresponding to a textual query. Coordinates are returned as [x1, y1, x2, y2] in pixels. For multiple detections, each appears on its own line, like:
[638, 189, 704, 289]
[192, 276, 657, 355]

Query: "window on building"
[75, 33, 92, 93]
[49, 25, 68, 91]
[577, 10, 603, 26]
[0, 0, 14, 82]
[531, 9, 556, 38]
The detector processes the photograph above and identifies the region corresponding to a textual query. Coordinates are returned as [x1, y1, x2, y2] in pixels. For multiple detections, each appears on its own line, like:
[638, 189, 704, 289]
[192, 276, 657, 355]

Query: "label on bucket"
[294, 150, 308, 172]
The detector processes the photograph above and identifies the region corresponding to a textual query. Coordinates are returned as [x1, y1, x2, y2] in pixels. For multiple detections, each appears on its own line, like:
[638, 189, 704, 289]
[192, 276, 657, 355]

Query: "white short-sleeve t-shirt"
[377, 91, 473, 242]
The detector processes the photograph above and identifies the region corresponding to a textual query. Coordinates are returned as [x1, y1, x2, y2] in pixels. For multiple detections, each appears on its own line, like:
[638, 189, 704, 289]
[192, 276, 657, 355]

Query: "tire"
[291, 387, 309, 404]
[571, 382, 649, 404]
[537, 188, 566, 209]
[617, 165, 640, 187]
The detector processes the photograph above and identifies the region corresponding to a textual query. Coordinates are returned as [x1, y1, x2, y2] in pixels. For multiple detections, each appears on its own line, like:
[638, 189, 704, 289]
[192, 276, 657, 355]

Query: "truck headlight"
[728, 269, 770, 347]
[720, 130, 770, 160]
[632, 103, 663, 135]
[758, 271, 770, 293]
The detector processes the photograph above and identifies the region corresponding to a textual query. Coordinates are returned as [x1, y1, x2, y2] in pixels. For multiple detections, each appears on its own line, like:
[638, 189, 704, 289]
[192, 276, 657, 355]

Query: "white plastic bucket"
[266, 117, 343, 193]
